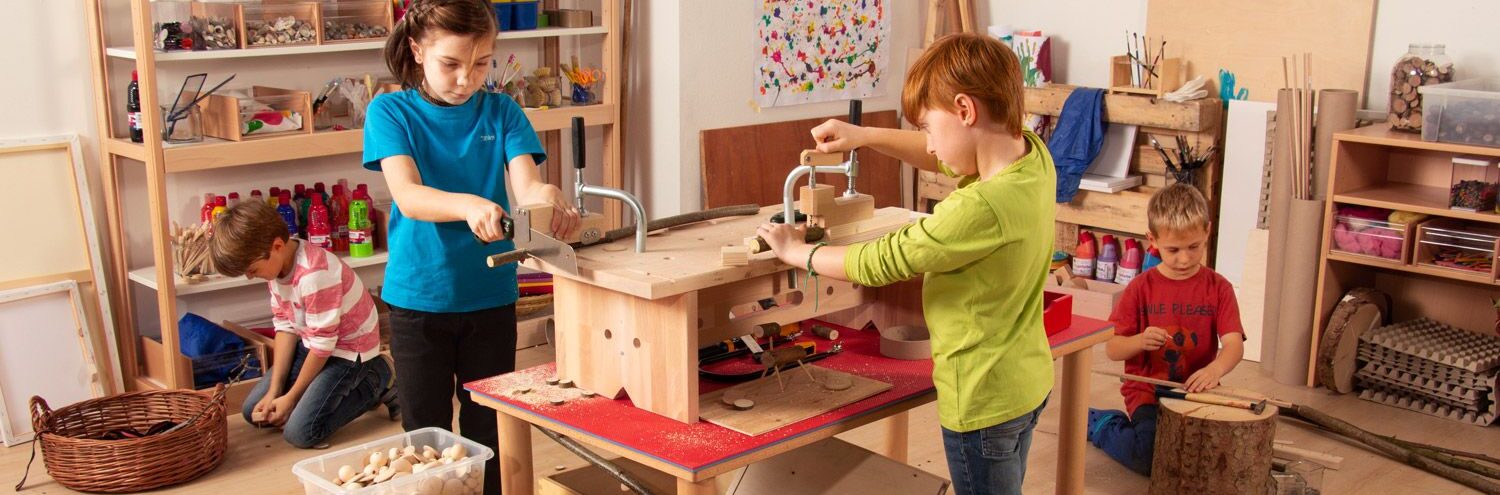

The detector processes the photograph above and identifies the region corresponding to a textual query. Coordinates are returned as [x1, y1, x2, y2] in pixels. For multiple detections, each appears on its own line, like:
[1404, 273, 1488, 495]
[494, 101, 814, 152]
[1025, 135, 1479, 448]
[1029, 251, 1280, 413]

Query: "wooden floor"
[3, 344, 1493, 494]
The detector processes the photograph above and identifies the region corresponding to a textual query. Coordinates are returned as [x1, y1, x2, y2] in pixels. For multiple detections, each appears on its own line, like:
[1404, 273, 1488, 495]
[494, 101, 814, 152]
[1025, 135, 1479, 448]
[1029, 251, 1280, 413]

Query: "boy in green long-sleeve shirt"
[757, 33, 1055, 495]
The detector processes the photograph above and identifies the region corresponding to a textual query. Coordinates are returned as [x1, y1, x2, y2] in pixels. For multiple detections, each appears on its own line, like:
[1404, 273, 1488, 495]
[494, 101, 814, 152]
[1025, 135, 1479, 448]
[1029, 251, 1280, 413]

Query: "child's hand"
[466, 202, 509, 243]
[252, 395, 275, 426]
[1184, 365, 1225, 393]
[543, 195, 580, 241]
[756, 222, 808, 262]
[267, 395, 298, 427]
[810, 119, 867, 153]
[1137, 326, 1170, 351]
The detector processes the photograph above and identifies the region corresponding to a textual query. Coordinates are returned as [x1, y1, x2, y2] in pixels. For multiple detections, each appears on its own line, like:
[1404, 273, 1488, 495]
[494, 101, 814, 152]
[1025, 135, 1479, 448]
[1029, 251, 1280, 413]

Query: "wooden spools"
[1149, 388, 1278, 495]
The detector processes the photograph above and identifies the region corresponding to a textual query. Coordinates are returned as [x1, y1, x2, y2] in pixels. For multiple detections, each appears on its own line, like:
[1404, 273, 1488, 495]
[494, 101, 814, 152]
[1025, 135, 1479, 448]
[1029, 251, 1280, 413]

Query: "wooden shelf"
[104, 103, 614, 172]
[1327, 251, 1499, 287]
[129, 249, 387, 296]
[1335, 125, 1500, 159]
[105, 26, 610, 61]
[1335, 183, 1500, 226]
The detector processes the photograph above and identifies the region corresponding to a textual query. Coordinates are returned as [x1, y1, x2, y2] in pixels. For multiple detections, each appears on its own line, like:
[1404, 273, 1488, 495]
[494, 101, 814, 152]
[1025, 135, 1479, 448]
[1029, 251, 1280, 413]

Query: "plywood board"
[1241, 228, 1270, 362]
[699, 365, 892, 436]
[0, 145, 90, 281]
[0, 282, 103, 446]
[524, 205, 914, 300]
[1216, 100, 1278, 285]
[700, 111, 904, 209]
[1146, 0, 1377, 105]
[725, 438, 950, 495]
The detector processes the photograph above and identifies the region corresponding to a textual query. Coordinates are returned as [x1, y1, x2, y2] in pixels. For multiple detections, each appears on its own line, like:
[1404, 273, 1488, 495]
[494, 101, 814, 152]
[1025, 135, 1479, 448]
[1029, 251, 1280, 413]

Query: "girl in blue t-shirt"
[361, 1, 578, 491]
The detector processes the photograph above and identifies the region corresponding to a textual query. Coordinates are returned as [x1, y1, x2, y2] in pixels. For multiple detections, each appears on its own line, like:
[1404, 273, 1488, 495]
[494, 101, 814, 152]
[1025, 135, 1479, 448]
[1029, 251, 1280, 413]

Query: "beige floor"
[3, 344, 1493, 494]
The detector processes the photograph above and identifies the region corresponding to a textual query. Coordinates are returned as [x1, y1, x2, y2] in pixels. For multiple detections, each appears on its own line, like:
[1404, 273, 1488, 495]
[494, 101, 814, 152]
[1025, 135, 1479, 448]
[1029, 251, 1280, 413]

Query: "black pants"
[388, 303, 517, 495]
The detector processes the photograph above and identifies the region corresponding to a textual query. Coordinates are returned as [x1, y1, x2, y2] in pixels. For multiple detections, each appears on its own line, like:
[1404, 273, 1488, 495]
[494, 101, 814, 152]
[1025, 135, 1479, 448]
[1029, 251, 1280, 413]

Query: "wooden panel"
[697, 272, 868, 345]
[701, 111, 903, 209]
[1056, 189, 1155, 235]
[699, 366, 892, 436]
[1024, 85, 1221, 132]
[1146, 0, 1376, 105]
[539, 457, 680, 495]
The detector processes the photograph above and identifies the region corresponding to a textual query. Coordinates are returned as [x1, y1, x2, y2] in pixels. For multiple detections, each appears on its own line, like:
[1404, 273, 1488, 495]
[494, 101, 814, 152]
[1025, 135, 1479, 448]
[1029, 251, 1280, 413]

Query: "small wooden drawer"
[319, 0, 393, 44]
[1412, 218, 1500, 282]
[197, 86, 313, 141]
[240, 1, 320, 48]
[1109, 55, 1182, 98]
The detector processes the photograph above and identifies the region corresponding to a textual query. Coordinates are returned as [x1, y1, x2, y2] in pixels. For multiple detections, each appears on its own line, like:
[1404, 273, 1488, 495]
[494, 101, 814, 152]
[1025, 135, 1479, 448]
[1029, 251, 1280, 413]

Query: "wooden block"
[721, 246, 749, 267]
[515, 203, 609, 245]
[800, 150, 845, 166]
[699, 365, 892, 436]
[1056, 189, 1154, 235]
[799, 185, 874, 229]
[1150, 395, 1277, 494]
[1045, 271, 1127, 320]
[1272, 444, 1344, 470]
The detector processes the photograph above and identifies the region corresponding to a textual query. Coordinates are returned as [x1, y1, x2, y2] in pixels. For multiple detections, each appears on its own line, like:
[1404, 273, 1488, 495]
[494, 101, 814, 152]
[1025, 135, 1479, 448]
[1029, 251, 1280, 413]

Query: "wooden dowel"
[1092, 370, 1295, 409]
[1274, 444, 1344, 470]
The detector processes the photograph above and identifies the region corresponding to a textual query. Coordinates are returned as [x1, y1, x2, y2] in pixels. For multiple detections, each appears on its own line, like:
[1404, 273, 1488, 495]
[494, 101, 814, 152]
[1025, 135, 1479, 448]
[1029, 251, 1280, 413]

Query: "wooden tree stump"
[1149, 389, 1278, 495]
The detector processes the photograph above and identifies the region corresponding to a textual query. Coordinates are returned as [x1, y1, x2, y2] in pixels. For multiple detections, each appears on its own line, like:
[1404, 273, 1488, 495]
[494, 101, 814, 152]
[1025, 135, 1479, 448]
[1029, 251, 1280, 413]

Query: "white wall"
[1365, 0, 1500, 112]
[978, 0, 1148, 89]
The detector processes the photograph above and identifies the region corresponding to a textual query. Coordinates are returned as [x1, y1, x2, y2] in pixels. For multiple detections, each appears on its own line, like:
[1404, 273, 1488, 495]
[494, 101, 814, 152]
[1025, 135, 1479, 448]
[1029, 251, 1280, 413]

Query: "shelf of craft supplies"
[105, 103, 615, 172]
[104, 25, 609, 61]
[1335, 124, 1500, 159]
[129, 249, 387, 296]
[1326, 250, 1500, 288]
[1334, 182, 1500, 227]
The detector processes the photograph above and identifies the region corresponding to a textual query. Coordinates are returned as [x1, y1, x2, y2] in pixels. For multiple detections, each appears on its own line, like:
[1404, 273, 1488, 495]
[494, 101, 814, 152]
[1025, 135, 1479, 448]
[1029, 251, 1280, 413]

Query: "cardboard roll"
[879, 325, 931, 361]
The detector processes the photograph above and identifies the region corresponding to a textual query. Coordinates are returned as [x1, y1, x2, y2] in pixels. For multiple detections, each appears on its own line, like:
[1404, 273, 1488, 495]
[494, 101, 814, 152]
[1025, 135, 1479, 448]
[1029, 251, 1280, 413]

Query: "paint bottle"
[296, 185, 313, 238]
[227, 192, 240, 208]
[330, 184, 350, 253]
[1116, 238, 1142, 285]
[1072, 231, 1096, 278]
[349, 186, 374, 258]
[128, 70, 143, 143]
[276, 191, 298, 237]
[250, 189, 264, 206]
[307, 192, 332, 250]
[313, 182, 328, 207]
[210, 195, 228, 221]
[1143, 245, 1163, 272]
[268, 187, 282, 207]
[199, 192, 216, 224]
[1097, 235, 1118, 282]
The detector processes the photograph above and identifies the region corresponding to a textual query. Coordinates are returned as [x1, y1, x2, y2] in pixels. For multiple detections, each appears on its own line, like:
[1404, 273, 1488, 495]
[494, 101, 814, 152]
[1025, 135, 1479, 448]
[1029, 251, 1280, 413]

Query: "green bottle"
[348, 188, 374, 258]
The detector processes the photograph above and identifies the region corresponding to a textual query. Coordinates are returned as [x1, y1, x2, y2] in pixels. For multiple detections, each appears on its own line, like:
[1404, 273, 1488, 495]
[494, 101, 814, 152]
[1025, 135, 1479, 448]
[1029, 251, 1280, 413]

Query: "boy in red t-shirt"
[1087, 183, 1246, 475]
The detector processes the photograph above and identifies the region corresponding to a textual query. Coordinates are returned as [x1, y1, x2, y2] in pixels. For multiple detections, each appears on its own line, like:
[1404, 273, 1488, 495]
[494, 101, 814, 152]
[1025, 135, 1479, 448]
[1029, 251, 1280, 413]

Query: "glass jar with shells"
[188, 1, 241, 50]
[241, 2, 320, 48]
[1388, 43, 1454, 132]
[320, 0, 394, 44]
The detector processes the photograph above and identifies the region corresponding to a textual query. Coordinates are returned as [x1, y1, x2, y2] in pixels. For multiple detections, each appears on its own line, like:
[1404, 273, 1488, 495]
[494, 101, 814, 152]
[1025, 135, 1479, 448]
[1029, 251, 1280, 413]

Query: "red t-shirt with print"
[1108, 266, 1245, 415]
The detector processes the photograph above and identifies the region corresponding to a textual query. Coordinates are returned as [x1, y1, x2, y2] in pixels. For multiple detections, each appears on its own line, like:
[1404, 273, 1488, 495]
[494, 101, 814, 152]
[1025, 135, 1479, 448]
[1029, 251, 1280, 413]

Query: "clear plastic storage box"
[292, 427, 492, 495]
[1419, 78, 1500, 148]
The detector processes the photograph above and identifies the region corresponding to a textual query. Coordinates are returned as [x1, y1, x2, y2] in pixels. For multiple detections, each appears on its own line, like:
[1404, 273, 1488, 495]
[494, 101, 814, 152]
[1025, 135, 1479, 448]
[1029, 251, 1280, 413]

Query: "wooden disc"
[603, 244, 628, 252]
[822, 374, 853, 391]
[732, 399, 755, 410]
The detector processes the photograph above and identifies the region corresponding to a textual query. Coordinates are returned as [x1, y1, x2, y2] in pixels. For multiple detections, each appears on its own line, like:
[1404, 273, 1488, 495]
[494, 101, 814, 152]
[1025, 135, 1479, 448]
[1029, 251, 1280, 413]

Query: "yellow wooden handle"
[800, 150, 844, 166]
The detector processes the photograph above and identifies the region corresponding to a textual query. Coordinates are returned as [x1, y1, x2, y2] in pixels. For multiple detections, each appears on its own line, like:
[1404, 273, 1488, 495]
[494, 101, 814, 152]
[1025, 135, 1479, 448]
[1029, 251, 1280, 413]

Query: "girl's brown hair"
[901, 33, 1025, 137]
[384, 0, 498, 89]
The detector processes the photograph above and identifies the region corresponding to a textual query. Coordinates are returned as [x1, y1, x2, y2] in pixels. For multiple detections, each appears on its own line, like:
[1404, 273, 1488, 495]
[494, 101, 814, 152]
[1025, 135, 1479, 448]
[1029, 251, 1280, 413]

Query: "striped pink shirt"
[269, 240, 381, 362]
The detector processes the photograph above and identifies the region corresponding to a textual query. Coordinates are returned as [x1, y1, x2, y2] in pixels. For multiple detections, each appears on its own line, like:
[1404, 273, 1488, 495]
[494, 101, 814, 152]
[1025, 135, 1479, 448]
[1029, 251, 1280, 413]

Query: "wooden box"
[197, 86, 313, 141]
[1109, 55, 1183, 98]
[1046, 268, 1128, 320]
[139, 322, 269, 411]
[543, 8, 593, 27]
[1411, 218, 1500, 283]
[240, 1, 320, 48]
[188, 1, 243, 50]
[318, 0, 393, 43]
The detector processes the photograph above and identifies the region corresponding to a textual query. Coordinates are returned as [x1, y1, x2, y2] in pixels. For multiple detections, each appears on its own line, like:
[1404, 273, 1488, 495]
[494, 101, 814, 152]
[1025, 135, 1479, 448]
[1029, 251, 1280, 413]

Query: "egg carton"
[1360, 318, 1500, 373]
[1358, 387, 1497, 426]
[1358, 345, 1492, 389]
[1355, 370, 1487, 410]
[1357, 362, 1492, 402]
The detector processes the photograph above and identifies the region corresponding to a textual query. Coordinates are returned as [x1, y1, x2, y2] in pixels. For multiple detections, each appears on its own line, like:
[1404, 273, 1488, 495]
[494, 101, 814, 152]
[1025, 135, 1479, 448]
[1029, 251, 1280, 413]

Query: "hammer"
[1157, 389, 1269, 414]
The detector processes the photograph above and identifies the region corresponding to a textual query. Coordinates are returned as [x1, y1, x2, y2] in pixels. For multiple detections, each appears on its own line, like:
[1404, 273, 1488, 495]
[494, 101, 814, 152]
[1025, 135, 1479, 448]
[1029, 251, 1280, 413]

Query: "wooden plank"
[1056, 189, 1154, 236]
[700, 111, 904, 209]
[1024, 86, 1219, 132]
[699, 366, 892, 436]
[538, 457, 679, 495]
[724, 438, 950, 494]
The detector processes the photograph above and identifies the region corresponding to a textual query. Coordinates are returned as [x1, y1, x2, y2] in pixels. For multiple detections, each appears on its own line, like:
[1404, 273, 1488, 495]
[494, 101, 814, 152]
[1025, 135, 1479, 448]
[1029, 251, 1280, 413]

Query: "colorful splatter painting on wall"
[754, 0, 889, 107]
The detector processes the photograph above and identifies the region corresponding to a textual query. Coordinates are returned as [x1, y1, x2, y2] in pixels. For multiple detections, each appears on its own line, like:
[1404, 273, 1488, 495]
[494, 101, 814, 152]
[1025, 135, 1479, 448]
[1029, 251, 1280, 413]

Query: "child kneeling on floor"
[212, 201, 399, 449]
[1088, 183, 1247, 474]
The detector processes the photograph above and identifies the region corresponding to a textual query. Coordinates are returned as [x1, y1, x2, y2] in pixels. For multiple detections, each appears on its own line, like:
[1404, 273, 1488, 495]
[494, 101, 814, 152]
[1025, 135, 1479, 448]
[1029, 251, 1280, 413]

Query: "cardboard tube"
[1313, 89, 1359, 200]
[1272, 198, 1326, 385]
[1262, 88, 1299, 373]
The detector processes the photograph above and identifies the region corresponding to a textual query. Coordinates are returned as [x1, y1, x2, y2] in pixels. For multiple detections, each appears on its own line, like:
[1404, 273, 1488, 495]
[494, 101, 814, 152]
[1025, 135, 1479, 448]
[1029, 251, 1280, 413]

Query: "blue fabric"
[241, 343, 392, 448]
[363, 90, 546, 313]
[1047, 88, 1107, 203]
[1089, 404, 1159, 476]
[178, 313, 261, 388]
[940, 396, 1048, 495]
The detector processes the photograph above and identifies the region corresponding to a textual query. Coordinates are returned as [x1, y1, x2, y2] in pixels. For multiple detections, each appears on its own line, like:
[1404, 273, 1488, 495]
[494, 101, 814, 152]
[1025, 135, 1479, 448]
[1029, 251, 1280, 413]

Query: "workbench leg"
[882, 410, 910, 463]
[1056, 351, 1091, 495]
[497, 412, 533, 495]
[677, 477, 716, 495]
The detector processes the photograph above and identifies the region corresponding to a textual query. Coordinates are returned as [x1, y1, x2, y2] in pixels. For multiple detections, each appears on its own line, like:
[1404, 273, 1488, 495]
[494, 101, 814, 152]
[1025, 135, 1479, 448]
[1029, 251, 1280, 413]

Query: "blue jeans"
[241, 342, 392, 448]
[1090, 405, 1159, 475]
[941, 397, 1049, 495]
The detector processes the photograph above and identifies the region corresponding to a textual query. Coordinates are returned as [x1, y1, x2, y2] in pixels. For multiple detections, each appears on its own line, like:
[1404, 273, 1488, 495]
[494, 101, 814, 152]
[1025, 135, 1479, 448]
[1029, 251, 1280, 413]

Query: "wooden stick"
[1092, 370, 1295, 409]
[1273, 444, 1344, 470]
[1159, 389, 1268, 414]
[1281, 404, 1500, 493]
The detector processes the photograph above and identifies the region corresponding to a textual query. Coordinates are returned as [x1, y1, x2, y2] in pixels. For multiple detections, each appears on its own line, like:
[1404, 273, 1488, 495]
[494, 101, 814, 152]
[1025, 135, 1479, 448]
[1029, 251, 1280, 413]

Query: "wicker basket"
[26, 385, 229, 493]
[516, 293, 553, 317]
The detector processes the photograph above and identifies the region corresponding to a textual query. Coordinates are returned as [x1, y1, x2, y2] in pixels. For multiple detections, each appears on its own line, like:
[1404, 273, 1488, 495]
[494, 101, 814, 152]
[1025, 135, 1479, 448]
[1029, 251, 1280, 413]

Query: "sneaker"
[376, 353, 400, 421]
[1087, 408, 1124, 444]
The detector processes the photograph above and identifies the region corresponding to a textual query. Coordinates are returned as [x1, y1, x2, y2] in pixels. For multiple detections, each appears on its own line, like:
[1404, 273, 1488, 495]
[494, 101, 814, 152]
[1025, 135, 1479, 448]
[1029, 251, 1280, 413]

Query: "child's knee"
[282, 421, 326, 449]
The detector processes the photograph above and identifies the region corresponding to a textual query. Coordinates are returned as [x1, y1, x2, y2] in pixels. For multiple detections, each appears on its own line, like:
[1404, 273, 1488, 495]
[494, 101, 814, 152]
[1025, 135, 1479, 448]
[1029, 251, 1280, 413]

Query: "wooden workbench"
[466, 317, 1114, 495]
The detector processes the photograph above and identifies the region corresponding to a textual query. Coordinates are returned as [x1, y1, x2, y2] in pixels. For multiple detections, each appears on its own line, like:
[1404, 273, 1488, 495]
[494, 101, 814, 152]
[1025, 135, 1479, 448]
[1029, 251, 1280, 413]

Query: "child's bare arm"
[266, 331, 300, 397]
[1184, 333, 1245, 392]
[811, 120, 943, 173]
[1105, 326, 1169, 361]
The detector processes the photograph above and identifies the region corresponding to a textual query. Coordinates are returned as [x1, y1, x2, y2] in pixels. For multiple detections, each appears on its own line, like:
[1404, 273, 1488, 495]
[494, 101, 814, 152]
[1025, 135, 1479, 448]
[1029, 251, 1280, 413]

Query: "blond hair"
[901, 33, 1025, 136]
[1147, 183, 1211, 235]
[210, 201, 289, 277]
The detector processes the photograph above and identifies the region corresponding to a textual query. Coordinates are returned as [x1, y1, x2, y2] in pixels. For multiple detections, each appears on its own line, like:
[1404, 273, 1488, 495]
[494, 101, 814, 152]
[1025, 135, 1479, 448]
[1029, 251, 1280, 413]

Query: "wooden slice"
[732, 399, 755, 410]
[1316, 288, 1389, 394]
[1149, 388, 1278, 495]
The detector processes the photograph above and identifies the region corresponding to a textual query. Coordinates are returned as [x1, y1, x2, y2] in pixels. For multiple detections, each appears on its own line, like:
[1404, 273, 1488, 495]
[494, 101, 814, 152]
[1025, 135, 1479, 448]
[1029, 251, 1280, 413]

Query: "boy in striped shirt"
[212, 201, 399, 449]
